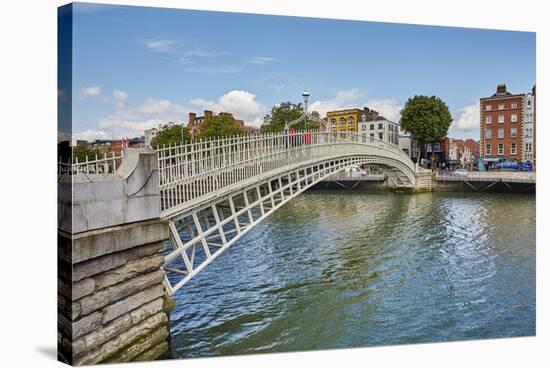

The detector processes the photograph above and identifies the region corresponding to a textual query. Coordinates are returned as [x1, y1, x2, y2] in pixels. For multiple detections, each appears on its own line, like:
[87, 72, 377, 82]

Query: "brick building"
[187, 110, 244, 139]
[480, 84, 527, 169]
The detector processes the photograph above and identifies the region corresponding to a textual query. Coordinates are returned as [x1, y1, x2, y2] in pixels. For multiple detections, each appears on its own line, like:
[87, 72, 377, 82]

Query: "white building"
[144, 128, 158, 148]
[358, 109, 400, 145]
[398, 131, 420, 161]
[523, 91, 535, 162]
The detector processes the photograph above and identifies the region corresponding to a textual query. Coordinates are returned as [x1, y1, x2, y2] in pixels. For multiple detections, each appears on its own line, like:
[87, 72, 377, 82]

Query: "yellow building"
[326, 108, 362, 133]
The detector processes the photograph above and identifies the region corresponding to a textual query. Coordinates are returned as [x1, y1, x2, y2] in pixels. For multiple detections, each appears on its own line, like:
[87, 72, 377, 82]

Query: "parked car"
[453, 168, 468, 177]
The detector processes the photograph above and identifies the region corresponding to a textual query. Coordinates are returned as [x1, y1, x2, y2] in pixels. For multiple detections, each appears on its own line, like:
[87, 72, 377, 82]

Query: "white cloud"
[308, 88, 363, 116]
[451, 101, 480, 133]
[74, 89, 267, 140]
[364, 99, 403, 123]
[80, 86, 101, 99]
[249, 56, 279, 64]
[191, 90, 266, 126]
[145, 39, 178, 53]
[74, 90, 190, 141]
[183, 66, 241, 75]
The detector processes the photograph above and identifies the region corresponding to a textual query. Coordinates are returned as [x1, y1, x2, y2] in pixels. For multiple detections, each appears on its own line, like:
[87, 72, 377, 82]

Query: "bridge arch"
[158, 131, 420, 294]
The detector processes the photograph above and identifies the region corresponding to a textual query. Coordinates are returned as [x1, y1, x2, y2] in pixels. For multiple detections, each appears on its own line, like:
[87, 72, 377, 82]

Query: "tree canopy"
[72, 145, 100, 162]
[151, 122, 189, 148]
[261, 101, 322, 132]
[197, 114, 247, 139]
[400, 95, 453, 144]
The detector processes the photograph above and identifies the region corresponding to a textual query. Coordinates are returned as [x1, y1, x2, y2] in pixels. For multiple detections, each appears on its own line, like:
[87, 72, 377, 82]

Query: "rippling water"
[169, 191, 536, 358]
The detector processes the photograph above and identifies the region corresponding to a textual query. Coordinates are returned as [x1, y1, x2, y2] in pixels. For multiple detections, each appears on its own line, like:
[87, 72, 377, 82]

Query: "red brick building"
[480, 84, 525, 168]
[187, 110, 245, 138]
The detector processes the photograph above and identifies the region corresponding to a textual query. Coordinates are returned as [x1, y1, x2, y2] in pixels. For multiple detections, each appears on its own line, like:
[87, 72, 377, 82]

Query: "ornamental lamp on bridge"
[302, 90, 310, 130]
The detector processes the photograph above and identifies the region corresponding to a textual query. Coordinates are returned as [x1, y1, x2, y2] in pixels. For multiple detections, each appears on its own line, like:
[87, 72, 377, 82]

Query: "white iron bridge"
[154, 131, 425, 294]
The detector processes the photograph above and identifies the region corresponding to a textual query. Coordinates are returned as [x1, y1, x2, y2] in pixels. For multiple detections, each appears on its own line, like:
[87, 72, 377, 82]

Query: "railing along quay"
[57, 151, 124, 176]
[436, 171, 536, 184]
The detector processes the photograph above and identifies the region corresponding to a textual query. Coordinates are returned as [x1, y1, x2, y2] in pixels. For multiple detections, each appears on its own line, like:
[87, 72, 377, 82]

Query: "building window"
[511, 143, 517, 155]
[389, 125, 393, 131]
[370, 124, 374, 130]
[498, 104, 504, 110]
[486, 104, 492, 111]
[339, 118, 346, 125]
[485, 129, 492, 139]
[379, 132, 383, 140]
[498, 128, 504, 139]
[527, 100, 531, 106]
[526, 143, 532, 151]
[485, 115, 492, 124]
[498, 115, 504, 124]
[378, 123, 383, 130]
[525, 114, 532, 122]
[511, 102, 518, 109]
[526, 128, 533, 138]
[331, 119, 336, 126]
[511, 127, 517, 138]
[511, 114, 518, 122]
[348, 117, 355, 125]
[498, 143, 504, 155]
[486, 144, 491, 156]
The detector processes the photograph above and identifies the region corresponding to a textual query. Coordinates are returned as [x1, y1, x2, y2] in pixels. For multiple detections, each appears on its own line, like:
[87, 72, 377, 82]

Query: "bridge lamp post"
[302, 90, 310, 130]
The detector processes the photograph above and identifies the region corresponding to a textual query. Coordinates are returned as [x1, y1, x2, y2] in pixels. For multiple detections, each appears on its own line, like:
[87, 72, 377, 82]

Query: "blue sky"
[69, 2, 535, 141]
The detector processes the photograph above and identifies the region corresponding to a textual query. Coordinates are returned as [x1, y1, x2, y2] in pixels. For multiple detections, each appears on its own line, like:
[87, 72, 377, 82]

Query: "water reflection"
[169, 191, 535, 357]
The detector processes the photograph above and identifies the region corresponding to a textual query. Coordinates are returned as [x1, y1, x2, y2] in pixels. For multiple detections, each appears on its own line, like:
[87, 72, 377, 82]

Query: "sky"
[67, 2, 536, 141]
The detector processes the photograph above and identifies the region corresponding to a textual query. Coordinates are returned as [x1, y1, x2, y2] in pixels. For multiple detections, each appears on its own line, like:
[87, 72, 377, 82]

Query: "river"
[168, 190, 536, 358]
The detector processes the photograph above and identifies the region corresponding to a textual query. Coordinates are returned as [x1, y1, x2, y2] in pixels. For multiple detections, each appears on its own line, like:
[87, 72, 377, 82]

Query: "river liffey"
[168, 191, 536, 358]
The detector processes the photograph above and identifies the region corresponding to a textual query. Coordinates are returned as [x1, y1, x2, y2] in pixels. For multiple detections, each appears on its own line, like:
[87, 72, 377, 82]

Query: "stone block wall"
[58, 220, 174, 365]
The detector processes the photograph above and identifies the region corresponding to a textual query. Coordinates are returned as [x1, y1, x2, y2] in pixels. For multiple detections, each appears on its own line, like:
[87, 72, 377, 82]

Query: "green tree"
[151, 122, 189, 148]
[261, 101, 304, 132]
[197, 114, 246, 139]
[72, 145, 100, 162]
[400, 95, 453, 166]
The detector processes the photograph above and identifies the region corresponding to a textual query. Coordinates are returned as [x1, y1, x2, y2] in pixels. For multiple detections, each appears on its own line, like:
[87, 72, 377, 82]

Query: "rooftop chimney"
[371, 110, 379, 120]
[188, 112, 196, 127]
[496, 84, 507, 95]
[204, 110, 213, 119]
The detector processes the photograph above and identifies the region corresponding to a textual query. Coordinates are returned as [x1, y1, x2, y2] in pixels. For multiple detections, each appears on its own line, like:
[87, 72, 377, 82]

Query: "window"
[526, 143, 532, 151]
[339, 118, 345, 125]
[370, 124, 374, 130]
[389, 125, 393, 131]
[485, 129, 492, 139]
[388, 133, 392, 142]
[331, 119, 336, 126]
[525, 114, 532, 122]
[348, 117, 355, 125]
[486, 104, 492, 111]
[361, 124, 366, 131]
[511, 127, 517, 138]
[378, 123, 383, 130]
[510, 143, 517, 155]
[379, 132, 383, 140]
[511, 114, 518, 122]
[498, 104, 504, 110]
[527, 100, 531, 106]
[511, 103, 518, 109]
[362, 133, 367, 143]
[526, 128, 533, 138]
[485, 115, 492, 124]
[486, 144, 491, 156]
[498, 115, 504, 124]
[498, 143, 504, 155]
[497, 128, 504, 139]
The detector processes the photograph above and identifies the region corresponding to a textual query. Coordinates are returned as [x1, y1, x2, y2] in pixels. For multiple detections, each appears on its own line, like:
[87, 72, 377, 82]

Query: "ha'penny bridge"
[58, 126, 432, 364]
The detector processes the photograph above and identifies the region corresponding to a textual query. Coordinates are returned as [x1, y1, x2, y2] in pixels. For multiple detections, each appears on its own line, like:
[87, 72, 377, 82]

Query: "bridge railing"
[57, 151, 124, 176]
[156, 130, 414, 216]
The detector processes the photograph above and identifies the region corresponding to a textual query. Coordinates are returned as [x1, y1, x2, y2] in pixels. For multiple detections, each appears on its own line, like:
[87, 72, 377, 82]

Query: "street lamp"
[302, 90, 310, 130]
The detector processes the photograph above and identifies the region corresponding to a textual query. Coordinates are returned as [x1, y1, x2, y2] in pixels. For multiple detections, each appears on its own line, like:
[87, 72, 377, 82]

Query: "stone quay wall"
[58, 149, 174, 365]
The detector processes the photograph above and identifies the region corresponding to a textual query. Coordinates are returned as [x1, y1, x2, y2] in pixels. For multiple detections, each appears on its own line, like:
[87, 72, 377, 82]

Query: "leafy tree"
[261, 101, 304, 132]
[197, 114, 246, 139]
[400, 95, 453, 166]
[72, 145, 100, 162]
[151, 122, 189, 148]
